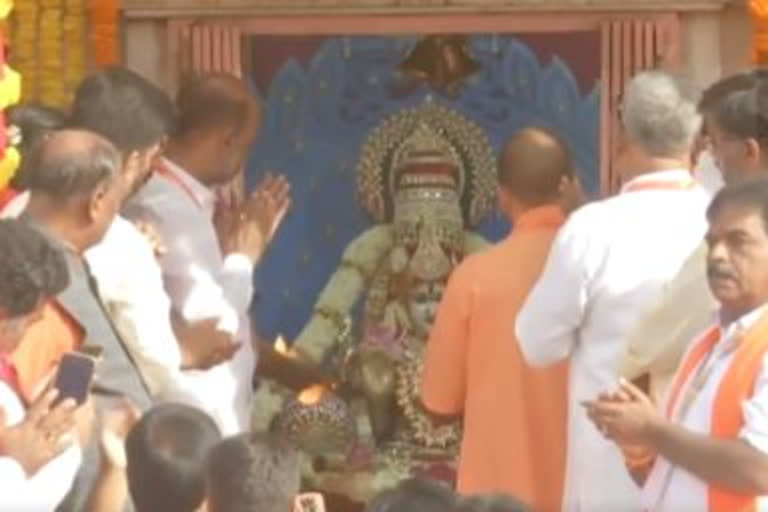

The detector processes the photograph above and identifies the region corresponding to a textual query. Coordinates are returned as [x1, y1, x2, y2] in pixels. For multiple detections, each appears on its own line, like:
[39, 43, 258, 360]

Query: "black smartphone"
[53, 352, 95, 406]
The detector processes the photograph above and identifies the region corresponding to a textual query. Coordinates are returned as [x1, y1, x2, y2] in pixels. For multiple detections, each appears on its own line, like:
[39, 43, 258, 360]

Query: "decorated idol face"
[406, 279, 445, 338]
[393, 187, 464, 283]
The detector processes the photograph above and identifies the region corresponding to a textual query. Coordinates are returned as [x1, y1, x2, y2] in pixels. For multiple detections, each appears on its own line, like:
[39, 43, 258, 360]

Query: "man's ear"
[87, 179, 112, 222]
[745, 138, 762, 166]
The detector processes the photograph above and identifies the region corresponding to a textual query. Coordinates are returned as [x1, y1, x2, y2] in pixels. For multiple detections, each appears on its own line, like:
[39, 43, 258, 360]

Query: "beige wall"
[677, 2, 752, 91]
[123, 4, 754, 95]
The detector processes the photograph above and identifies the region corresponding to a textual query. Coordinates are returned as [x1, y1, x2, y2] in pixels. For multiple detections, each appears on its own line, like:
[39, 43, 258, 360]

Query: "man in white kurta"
[619, 71, 768, 403]
[515, 71, 710, 511]
[124, 158, 257, 435]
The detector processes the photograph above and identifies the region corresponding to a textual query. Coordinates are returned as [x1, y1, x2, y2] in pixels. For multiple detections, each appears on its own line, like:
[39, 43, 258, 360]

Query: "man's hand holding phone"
[0, 388, 77, 476]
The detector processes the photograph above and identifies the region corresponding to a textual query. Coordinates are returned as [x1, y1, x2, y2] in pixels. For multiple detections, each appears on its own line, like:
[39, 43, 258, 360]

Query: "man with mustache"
[620, 72, 768, 402]
[586, 177, 768, 510]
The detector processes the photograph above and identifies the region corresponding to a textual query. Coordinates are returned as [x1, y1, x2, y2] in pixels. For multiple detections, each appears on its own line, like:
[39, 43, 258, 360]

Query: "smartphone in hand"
[53, 352, 95, 406]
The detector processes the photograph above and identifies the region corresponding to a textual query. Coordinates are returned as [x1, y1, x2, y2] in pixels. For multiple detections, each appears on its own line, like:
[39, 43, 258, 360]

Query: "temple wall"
[122, 2, 752, 94]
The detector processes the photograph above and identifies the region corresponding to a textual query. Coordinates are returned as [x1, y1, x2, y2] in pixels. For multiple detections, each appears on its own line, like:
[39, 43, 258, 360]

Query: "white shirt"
[644, 307, 768, 511]
[84, 215, 188, 399]
[0, 381, 82, 511]
[123, 158, 256, 435]
[515, 170, 710, 511]
[693, 149, 724, 197]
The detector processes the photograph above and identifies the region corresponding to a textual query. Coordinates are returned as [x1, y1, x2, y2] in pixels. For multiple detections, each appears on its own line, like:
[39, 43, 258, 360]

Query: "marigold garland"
[88, 0, 119, 68]
[751, 0, 768, 64]
[0, 0, 20, 189]
[9, 0, 95, 107]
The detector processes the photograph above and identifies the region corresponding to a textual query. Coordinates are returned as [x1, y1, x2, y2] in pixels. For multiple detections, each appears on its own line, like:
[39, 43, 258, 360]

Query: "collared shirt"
[693, 149, 724, 198]
[84, 215, 187, 399]
[123, 158, 255, 435]
[643, 306, 768, 511]
[0, 380, 82, 511]
[422, 205, 568, 509]
[515, 169, 710, 511]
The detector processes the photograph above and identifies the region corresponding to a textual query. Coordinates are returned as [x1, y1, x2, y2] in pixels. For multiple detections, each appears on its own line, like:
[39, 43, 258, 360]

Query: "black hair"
[206, 432, 300, 512]
[8, 104, 67, 156]
[364, 478, 458, 512]
[699, 72, 757, 115]
[70, 67, 176, 153]
[711, 79, 768, 152]
[456, 494, 531, 512]
[0, 219, 69, 317]
[707, 177, 768, 232]
[125, 403, 222, 512]
[8, 104, 68, 190]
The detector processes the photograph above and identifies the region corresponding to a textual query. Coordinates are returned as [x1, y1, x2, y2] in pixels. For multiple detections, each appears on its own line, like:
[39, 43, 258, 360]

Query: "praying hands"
[214, 173, 292, 265]
[583, 378, 661, 446]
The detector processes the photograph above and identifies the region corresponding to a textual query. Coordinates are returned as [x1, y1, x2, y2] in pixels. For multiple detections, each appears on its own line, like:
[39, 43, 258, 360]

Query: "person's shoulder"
[0, 381, 24, 426]
[556, 200, 610, 238]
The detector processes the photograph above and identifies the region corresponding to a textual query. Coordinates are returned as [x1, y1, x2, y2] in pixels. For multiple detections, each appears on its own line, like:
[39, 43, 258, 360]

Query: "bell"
[398, 35, 480, 97]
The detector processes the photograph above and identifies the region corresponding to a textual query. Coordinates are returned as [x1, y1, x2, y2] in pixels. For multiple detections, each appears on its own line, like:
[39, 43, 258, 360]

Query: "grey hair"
[620, 70, 701, 158]
[20, 129, 122, 201]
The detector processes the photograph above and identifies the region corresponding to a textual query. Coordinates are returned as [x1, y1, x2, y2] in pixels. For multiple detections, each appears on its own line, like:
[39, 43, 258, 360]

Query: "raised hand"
[218, 174, 291, 264]
[100, 398, 141, 469]
[0, 388, 77, 475]
[244, 174, 292, 246]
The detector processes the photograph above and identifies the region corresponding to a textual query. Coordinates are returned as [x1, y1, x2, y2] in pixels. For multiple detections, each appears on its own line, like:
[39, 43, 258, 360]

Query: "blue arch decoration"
[247, 35, 599, 340]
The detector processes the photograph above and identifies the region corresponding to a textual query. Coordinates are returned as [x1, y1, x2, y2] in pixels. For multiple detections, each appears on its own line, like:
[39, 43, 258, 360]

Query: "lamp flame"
[298, 384, 328, 406]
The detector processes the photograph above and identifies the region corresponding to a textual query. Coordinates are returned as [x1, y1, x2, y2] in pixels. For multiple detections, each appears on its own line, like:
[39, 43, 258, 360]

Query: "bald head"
[498, 127, 573, 206]
[175, 72, 261, 139]
[21, 129, 122, 202]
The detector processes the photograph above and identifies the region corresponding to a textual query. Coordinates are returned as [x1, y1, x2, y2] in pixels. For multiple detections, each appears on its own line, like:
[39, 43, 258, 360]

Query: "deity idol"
[265, 102, 497, 489]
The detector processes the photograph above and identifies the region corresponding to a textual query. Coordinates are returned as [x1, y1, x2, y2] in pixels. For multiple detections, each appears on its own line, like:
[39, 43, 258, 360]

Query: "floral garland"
[10, 0, 96, 106]
[0, 0, 20, 189]
[88, 0, 119, 68]
[751, 0, 768, 64]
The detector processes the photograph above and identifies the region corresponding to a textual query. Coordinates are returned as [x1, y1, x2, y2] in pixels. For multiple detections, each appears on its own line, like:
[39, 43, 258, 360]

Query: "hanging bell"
[398, 35, 480, 97]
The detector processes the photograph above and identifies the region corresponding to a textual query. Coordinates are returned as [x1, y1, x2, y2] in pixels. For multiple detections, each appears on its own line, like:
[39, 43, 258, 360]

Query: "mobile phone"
[53, 352, 95, 406]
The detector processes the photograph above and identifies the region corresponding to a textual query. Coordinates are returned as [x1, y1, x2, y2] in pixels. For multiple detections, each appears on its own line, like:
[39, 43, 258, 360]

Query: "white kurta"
[516, 170, 711, 511]
[0, 381, 82, 511]
[85, 215, 188, 399]
[643, 306, 768, 511]
[124, 159, 256, 435]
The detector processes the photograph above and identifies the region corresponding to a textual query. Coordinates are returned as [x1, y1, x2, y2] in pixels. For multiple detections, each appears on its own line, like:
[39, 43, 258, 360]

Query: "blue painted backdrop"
[246, 35, 600, 341]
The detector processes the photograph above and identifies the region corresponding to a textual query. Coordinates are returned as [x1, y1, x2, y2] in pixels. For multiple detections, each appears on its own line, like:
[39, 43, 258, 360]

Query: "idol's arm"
[292, 225, 393, 364]
[648, 419, 768, 494]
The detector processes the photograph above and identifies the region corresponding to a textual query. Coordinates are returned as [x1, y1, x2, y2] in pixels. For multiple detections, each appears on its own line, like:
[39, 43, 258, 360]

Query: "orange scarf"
[665, 309, 768, 512]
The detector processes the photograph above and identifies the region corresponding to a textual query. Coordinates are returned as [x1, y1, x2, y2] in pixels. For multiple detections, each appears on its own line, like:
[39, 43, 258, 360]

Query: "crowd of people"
[422, 67, 768, 511]
[3, 62, 768, 512]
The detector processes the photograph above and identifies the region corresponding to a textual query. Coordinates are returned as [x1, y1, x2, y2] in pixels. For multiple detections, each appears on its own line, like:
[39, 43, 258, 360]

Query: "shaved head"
[498, 127, 574, 206]
[175, 72, 261, 138]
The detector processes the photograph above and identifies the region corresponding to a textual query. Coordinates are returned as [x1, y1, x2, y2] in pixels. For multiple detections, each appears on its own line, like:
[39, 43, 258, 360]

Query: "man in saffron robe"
[421, 127, 574, 509]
